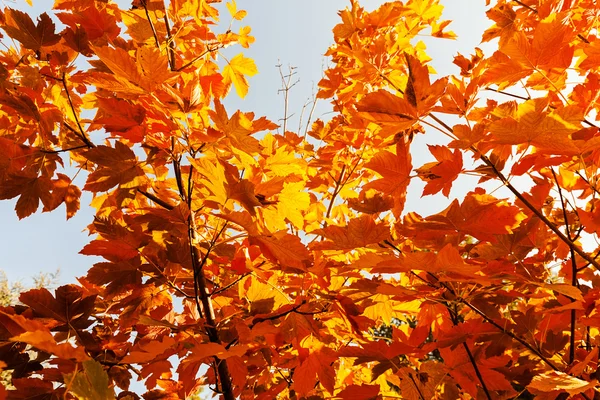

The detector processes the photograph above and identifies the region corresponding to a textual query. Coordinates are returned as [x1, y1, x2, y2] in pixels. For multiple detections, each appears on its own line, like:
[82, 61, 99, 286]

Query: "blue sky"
[1, 1, 490, 285]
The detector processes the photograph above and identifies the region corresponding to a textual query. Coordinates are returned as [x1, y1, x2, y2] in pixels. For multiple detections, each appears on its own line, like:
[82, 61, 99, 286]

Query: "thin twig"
[163, 11, 176, 70]
[61, 72, 94, 148]
[40, 144, 89, 154]
[277, 64, 299, 133]
[176, 45, 221, 72]
[485, 87, 530, 101]
[137, 188, 175, 210]
[141, 0, 161, 49]
[512, 0, 537, 13]
[210, 273, 249, 296]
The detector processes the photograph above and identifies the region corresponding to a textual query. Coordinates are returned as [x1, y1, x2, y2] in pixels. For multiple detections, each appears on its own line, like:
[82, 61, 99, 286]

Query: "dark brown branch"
[551, 168, 578, 364]
[512, 0, 537, 13]
[427, 112, 600, 273]
[39, 144, 88, 154]
[462, 341, 492, 400]
[583, 118, 598, 128]
[251, 300, 307, 325]
[324, 164, 346, 222]
[137, 188, 175, 210]
[60, 72, 94, 148]
[173, 157, 234, 400]
[447, 302, 492, 400]
[485, 87, 530, 101]
[163, 13, 177, 70]
[141, 0, 161, 49]
[210, 273, 249, 296]
[479, 153, 600, 272]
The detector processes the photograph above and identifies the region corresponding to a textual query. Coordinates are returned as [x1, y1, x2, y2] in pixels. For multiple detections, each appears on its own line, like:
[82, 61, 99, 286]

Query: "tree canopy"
[1, 0, 600, 399]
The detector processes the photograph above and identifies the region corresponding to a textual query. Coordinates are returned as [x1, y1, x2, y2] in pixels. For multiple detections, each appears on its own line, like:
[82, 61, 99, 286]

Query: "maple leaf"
[528, 371, 598, 397]
[223, 53, 258, 98]
[63, 360, 116, 400]
[4, 0, 600, 398]
[415, 145, 463, 197]
[1, 9, 60, 51]
[335, 384, 380, 400]
[404, 53, 448, 114]
[488, 97, 582, 154]
[408, 189, 527, 242]
[362, 140, 412, 217]
[249, 232, 311, 271]
[83, 142, 146, 192]
[293, 346, 337, 396]
[356, 89, 417, 130]
[19, 286, 96, 331]
[310, 215, 390, 250]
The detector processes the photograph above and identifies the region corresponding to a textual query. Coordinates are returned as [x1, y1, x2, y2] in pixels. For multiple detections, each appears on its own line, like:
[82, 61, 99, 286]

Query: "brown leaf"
[1, 9, 60, 51]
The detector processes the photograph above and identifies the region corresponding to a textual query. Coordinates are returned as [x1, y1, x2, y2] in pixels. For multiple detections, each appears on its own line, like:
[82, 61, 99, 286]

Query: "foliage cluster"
[2, 0, 600, 399]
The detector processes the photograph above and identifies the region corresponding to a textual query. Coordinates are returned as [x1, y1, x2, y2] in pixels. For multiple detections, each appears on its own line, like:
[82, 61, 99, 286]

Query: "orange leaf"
[528, 371, 597, 396]
[415, 145, 462, 197]
[293, 348, 336, 396]
[404, 53, 448, 114]
[310, 215, 389, 250]
[249, 232, 311, 271]
[363, 141, 412, 217]
[336, 385, 379, 400]
[1, 9, 60, 51]
[356, 89, 417, 130]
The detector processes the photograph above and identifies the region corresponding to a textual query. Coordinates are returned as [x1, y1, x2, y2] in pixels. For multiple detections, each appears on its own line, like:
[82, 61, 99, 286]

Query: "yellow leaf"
[63, 360, 115, 400]
[223, 53, 258, 98]
[277, 181, 310, 229]
[528, 371, 597, 396]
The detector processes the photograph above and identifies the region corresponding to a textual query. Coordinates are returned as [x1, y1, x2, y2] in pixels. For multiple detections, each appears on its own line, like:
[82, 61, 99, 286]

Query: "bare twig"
[277, 64, 299, 133]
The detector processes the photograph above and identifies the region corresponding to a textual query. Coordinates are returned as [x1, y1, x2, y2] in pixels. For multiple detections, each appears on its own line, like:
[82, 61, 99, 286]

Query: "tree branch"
[136, 188, 175, 210]
[173, 158, 235, 400]
[551, 168, 579, 365]
[141, 0, 161, 49]
[163, 12, 177, 70]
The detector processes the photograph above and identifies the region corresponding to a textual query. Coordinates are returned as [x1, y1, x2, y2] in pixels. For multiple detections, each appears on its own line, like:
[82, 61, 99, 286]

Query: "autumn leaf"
[415, 145, 463, 197]
[293, 347, 337, 396]
[1, 9, 60, 51]
[362, 140, 412, 217]
[249, 232, 311, 271]
[223, 53, 258, 98]
[83, 142, 146, 192]
[356, 89, 417, 130]
[528, 371, 597, 396]
[310, 215, 389, 250]
[335, 384, 380, 400]
[63, 360, 116, 400]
